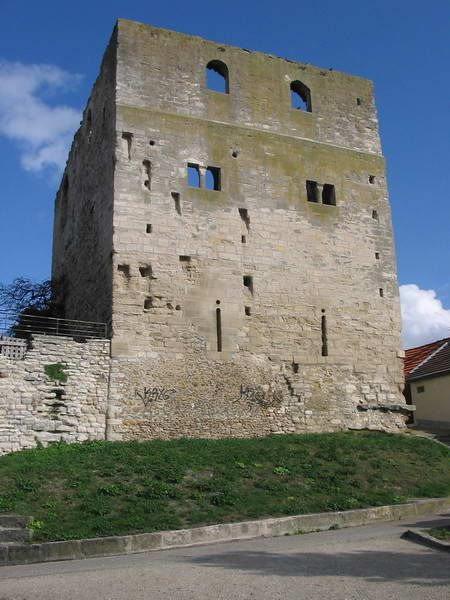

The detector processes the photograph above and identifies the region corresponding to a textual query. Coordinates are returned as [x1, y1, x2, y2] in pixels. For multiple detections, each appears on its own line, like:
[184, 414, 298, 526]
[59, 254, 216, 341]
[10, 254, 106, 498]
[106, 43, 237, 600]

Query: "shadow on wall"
[181, 549, 450, 585]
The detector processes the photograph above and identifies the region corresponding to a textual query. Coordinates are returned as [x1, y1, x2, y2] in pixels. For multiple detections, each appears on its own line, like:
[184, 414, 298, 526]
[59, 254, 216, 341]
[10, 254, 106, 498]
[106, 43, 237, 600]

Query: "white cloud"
[400, 284, 450, 349]
[0, 61, 81, 173]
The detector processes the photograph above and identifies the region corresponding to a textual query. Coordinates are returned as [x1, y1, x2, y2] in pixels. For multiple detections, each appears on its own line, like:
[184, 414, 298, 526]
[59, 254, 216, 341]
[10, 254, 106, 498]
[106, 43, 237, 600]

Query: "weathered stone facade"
[0, 336, 109, 455]
[51, 19, 409, 442]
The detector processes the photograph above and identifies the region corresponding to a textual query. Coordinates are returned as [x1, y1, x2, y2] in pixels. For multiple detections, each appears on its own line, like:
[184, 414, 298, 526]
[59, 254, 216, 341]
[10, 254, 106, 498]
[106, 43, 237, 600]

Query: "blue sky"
[0, 0, 449, 347]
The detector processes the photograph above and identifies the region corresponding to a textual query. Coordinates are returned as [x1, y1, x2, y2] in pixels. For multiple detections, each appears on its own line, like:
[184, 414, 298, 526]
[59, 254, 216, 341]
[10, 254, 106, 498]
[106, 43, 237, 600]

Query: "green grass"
[0, 431, 449, 542]
[428, 527, 450, 541]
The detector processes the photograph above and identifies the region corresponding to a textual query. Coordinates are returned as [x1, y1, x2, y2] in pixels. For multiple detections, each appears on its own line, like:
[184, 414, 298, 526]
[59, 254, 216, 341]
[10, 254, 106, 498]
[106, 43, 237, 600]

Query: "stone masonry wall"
[0, 336, 110, 455]
[105, 21, 408, 440]
[51, 29, 117, 325]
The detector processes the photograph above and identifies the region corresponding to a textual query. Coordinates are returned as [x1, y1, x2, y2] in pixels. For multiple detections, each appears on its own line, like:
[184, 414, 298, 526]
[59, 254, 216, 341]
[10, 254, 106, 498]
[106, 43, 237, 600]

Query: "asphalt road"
[1, 513, 449, 600]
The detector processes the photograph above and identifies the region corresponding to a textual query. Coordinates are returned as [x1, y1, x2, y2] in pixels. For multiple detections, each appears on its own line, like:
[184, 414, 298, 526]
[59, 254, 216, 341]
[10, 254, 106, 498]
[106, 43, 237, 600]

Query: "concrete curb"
[402, 528, 450, 552]
[1, 497, 449, 567]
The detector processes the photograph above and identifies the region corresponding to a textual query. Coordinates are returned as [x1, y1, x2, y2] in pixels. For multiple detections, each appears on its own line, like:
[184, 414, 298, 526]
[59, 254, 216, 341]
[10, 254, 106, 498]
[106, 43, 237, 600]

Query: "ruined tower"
[52, 19, 408, 439]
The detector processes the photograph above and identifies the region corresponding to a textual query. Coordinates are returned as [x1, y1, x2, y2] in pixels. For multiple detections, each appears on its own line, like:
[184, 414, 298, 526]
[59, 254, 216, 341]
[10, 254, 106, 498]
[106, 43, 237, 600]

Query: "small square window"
[417, 385, 425, 393]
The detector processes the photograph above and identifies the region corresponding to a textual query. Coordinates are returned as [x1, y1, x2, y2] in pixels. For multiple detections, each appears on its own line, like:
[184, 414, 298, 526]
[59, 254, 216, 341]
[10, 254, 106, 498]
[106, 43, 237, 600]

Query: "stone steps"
[0, 527, 31, 543]
[0, 514, 32, 528]
[0, 514, 33, 543]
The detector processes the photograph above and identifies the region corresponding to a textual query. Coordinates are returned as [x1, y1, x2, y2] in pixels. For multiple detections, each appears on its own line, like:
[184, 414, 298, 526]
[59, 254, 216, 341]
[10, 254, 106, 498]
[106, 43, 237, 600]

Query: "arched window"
[206, 60, 229, 94]
[290, 81, 312, 112]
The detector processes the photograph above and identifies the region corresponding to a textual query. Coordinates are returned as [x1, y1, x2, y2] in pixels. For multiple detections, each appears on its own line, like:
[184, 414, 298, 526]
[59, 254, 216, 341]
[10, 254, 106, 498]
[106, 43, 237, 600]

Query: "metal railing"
[0, 310, 108, 339]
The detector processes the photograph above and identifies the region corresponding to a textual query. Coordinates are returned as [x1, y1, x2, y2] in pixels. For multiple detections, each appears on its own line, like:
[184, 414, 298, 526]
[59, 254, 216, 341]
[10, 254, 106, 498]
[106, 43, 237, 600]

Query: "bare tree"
[0, 278, 53, 314]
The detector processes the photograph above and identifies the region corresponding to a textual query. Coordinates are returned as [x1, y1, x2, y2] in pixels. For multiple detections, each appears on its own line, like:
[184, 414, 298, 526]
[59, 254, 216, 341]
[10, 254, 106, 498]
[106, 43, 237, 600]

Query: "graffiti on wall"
[135, 387, 176, 407]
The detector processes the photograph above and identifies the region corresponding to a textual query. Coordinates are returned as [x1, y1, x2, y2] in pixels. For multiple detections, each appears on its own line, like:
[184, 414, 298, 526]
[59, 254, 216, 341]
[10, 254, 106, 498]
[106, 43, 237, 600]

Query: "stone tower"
[52, 19, 409, 440]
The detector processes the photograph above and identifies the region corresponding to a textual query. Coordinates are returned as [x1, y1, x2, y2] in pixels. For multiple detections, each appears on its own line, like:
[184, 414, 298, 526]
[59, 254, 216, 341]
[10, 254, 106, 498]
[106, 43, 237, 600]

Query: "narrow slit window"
[379, 288, 384, 298]
[321, 309, 328, 357]
[172, 192, 181, 215]
[143, 160, 152, 191]
[243, 275, 253, 295]
[322, 184, 336, 206]
[205, 166, 221, 191]
[306, 180, 319, 203]
[290, 81, 312, 112]
[216, 307, 222, 352]
[241, 235, 246, 244]
[206, 60, 229, 94]
[187, 163, 201, 188]
[372, 209, 379, 220]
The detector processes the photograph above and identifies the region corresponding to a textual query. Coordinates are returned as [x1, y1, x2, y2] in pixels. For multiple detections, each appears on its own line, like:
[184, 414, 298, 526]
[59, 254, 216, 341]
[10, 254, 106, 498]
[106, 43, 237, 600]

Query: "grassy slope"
[428, 527, 450, 541]
[0, 431, 449, 542]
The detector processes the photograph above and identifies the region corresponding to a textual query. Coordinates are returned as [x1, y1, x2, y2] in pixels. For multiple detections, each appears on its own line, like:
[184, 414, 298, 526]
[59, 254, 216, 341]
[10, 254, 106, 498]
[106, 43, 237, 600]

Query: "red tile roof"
[404, 337, 450, 378]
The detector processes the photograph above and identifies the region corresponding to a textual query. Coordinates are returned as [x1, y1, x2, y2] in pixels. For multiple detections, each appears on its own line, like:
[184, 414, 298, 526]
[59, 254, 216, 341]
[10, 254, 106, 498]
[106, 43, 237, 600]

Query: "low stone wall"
[0, 335, 110, 455]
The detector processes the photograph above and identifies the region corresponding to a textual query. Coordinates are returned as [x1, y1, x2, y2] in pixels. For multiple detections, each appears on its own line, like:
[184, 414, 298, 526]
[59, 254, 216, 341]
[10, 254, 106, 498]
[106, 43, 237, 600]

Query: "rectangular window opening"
[172, 192, 181, 215]
[372, 209, 379, 220]
[379, 288, 384, 298]
[417, 385, 425, 393]
[121, 132, 133, 160]
[179, 255, 191, 262]
[146, 224, 153, 233]
[206, 166, 221, 191]
[243, 275, 254, 295]
[187, 163, 201, 188]
[245, 306, 251, 316]
[238, 207, 250, 230]
[292, 362, 299, 374]
[306, 180, 319, 203]
[117, 264, 130, 280]
[139, 265, 154, 278]
[144, 297, 153, 310]
[322, 184, 336, 206]
[241, 235, 246, 244]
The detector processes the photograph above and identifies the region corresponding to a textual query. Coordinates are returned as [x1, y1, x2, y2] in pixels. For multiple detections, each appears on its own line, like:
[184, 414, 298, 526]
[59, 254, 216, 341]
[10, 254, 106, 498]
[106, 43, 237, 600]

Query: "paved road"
[1, 513, 449, 600]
